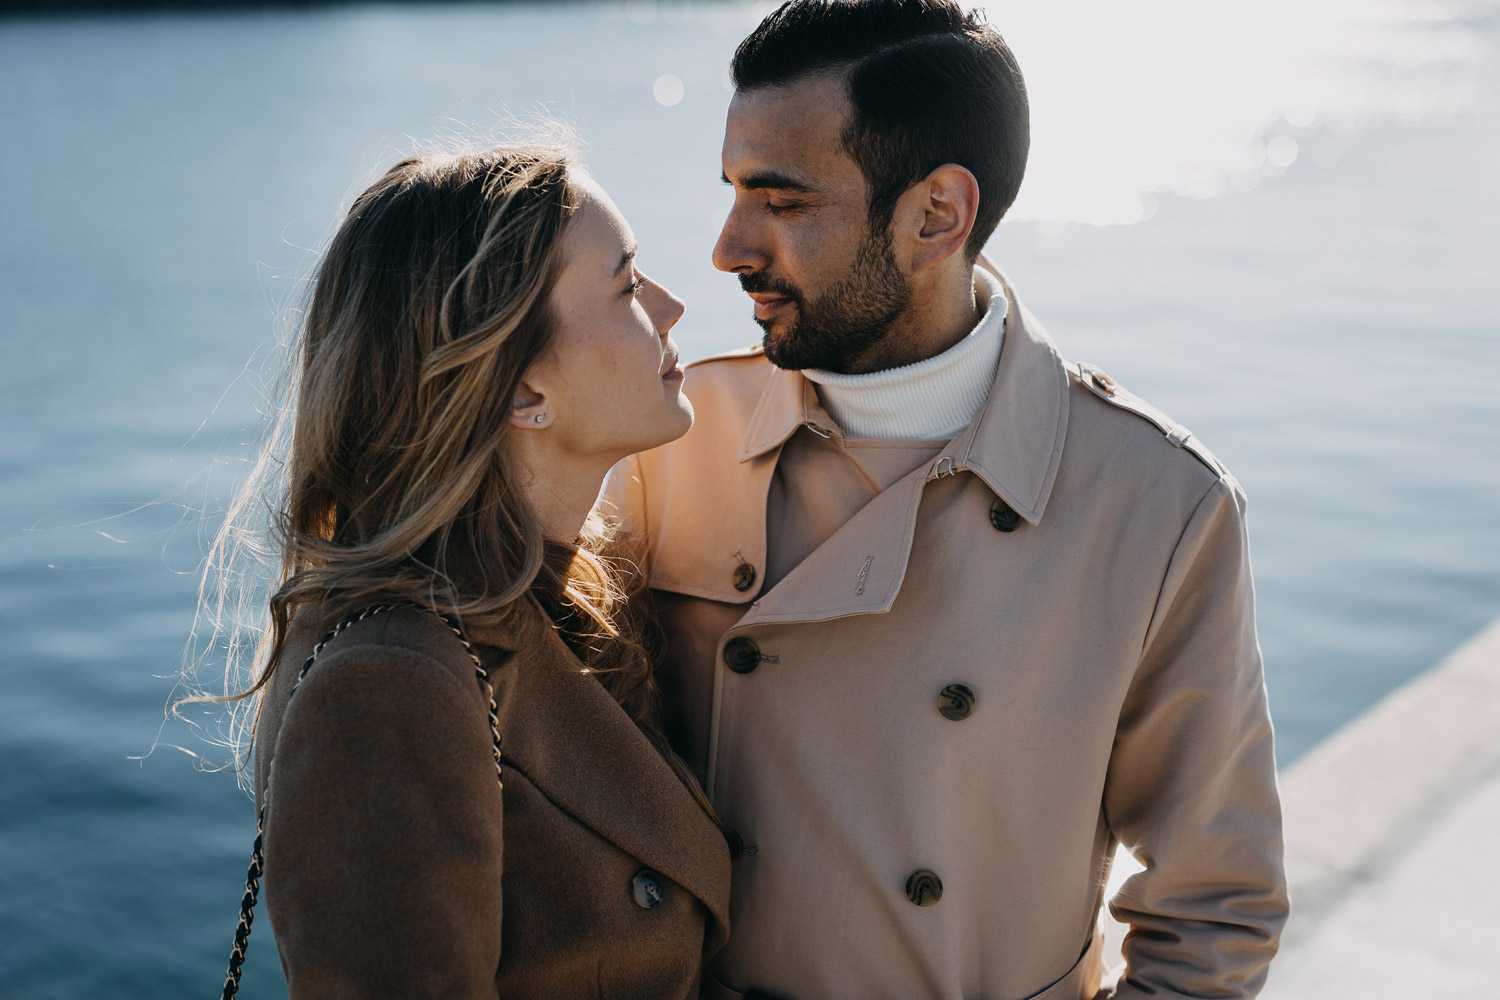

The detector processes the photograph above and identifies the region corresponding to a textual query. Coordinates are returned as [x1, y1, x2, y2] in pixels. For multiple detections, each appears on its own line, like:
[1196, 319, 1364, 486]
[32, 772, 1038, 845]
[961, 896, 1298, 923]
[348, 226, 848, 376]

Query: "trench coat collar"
[464, 606, 731, 948]
[736, 269, 1070, 526]
[737, 365, 830, 463]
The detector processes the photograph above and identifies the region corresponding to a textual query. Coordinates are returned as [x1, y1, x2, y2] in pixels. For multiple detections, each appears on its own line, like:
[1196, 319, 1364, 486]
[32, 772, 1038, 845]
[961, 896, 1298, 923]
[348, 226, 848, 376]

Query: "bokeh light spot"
[1267, 135, 1300, 168]
[653, 74, 685, 107]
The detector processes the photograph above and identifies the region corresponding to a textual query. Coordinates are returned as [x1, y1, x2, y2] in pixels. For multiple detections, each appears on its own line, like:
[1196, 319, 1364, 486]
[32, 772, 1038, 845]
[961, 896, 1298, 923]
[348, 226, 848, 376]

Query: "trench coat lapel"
[631, 361, 800, 606]
[467, 613, 730, 944]
[735, 272, 1070, 628]
[736, 468, 929, 628]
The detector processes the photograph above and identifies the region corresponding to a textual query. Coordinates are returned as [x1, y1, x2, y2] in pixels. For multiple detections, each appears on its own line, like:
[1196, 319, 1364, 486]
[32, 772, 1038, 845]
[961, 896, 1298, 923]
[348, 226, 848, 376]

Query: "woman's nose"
[648, 279, 686, 335]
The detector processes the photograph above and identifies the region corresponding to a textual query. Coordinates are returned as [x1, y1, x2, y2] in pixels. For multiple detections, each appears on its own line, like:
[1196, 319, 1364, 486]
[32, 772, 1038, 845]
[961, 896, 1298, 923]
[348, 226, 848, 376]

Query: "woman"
[215, 144, 729, 998]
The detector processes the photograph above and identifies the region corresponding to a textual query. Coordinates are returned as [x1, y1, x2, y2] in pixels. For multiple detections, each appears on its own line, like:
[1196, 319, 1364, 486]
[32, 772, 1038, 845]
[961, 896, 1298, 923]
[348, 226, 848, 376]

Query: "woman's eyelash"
[627, 277, 647, 295]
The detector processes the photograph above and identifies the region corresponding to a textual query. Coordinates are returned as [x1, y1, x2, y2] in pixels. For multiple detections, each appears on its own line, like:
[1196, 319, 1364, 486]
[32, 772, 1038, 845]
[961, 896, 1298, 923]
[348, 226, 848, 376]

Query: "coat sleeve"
[1101, 476, 1288, 999]
[263, 645, 505, 999]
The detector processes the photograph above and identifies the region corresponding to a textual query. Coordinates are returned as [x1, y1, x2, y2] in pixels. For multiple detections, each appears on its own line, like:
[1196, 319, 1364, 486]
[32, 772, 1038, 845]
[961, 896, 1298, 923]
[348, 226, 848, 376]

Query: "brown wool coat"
[252, 602, 730, 999]
[603, 271, 1288, 1000]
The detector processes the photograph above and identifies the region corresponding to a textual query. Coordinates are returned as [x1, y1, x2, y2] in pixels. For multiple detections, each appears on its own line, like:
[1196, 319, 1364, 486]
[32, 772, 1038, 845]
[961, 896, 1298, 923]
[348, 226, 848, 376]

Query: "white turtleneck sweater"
[803, 267, 1006, 440]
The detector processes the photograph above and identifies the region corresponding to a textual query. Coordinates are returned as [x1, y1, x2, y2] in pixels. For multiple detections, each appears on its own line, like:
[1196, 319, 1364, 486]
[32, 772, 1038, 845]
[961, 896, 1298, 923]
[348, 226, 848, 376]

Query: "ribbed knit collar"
[802, 267, 1007, 440]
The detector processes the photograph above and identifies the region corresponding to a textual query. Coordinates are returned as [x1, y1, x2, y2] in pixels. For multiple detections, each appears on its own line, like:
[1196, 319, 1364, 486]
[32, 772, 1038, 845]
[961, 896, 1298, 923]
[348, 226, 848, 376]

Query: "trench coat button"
[631, 869, 667, 909]
[724, 828, 745, 860]
[732, 562, 758, 592]
[906, 870, 943, 906]
[724, 636, 761, 674]
[989, 497, 1021, 532]
[938, 683, 975, 721]
[1092, 369, 1118, 395]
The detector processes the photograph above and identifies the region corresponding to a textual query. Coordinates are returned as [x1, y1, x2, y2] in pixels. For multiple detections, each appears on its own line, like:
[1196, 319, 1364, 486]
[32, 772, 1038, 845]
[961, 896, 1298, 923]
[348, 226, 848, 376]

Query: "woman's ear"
[509, 378, 551, 430]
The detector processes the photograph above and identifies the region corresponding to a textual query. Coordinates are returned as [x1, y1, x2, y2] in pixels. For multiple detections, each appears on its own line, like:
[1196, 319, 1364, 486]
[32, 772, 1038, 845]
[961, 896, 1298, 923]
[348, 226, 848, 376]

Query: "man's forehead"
[722, 73, 858, 185]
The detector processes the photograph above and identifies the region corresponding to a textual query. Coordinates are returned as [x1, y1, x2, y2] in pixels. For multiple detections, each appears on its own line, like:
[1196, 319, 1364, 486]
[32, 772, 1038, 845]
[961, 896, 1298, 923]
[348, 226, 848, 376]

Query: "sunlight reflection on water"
[984, 0, 1490, 225]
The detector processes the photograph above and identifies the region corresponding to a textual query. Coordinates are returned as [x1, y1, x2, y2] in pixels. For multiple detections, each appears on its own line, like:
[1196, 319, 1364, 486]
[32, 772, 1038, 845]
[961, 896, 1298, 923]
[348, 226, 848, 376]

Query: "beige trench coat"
[253, 603, 730, 999]
[604, 274, 1288, 1000]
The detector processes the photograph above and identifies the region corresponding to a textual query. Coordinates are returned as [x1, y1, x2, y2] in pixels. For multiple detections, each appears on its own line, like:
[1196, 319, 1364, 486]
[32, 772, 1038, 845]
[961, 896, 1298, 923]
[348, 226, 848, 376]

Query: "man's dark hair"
[732, 0, 1029, 260]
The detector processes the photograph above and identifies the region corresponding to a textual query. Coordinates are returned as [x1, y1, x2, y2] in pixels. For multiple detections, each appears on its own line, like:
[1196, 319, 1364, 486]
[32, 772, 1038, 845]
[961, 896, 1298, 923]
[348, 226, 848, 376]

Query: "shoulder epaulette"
[1072, 362, 1228, 478]
[685, 343, 766, 369]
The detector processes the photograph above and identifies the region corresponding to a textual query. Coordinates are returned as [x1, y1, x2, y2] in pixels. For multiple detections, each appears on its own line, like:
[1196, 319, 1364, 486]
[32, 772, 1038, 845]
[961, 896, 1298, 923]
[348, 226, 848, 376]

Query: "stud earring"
[535, 414, 546, 424]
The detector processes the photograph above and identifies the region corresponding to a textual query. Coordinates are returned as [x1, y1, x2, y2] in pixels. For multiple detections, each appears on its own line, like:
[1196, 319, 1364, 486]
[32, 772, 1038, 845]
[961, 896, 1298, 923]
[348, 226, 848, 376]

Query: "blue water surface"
[1, 3, 1497, 996]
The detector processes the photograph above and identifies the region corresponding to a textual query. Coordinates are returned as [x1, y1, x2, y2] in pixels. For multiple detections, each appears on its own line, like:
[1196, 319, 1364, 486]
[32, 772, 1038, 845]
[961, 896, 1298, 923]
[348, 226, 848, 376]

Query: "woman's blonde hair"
[194, 143, 709, 813]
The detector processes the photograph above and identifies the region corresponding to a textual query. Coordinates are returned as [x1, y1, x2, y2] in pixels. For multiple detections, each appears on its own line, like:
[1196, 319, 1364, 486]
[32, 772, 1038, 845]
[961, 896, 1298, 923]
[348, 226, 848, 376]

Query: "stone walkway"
[1266, 616, 1500, 998]
[1269, 763, 1500, 997]
[1095, 616, 1500, 996]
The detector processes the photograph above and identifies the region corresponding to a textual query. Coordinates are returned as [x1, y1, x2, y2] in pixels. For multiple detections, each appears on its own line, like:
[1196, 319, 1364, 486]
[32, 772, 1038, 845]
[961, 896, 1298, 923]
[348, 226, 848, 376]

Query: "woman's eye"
[626, 276, 647, 297]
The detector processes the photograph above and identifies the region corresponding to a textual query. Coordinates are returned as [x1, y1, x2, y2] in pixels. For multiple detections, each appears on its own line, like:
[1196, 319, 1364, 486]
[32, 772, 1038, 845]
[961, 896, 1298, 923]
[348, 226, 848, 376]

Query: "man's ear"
[508, 378, 552, 430]
[896, 163, 979, 273]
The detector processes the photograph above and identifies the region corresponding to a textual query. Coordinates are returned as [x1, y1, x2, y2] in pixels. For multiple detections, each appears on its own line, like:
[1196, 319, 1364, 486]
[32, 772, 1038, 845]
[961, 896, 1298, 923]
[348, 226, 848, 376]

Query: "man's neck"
[804, 267, 1005, 440]
[840, 263, 981, 375]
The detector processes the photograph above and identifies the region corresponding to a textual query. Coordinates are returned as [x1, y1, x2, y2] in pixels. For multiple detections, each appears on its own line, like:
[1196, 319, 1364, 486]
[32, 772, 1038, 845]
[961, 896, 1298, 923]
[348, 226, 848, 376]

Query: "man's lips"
[747, 292, 793, 321]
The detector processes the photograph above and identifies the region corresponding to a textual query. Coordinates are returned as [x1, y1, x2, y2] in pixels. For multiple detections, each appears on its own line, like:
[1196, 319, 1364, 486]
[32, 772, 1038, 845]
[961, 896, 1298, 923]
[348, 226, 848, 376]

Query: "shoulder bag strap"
[221, 604, 503, 999]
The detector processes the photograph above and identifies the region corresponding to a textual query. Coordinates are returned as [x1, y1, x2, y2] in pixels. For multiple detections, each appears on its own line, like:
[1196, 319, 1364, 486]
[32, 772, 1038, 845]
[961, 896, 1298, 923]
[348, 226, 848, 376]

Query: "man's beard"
[740, 225, 911, 374]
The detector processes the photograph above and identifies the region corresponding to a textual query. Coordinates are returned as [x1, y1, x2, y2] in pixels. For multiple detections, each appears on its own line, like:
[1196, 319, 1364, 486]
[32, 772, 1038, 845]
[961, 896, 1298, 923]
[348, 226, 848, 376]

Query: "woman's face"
[525, 174, 692, 466]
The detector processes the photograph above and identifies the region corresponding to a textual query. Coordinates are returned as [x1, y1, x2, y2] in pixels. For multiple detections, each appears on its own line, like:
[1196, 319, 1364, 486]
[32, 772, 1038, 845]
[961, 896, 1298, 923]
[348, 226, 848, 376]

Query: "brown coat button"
[989, 497, 1021, 532]
[723, 637, 761, 673]
[906, 870, 943, 906]
[631, 869, 666, 909]
[732, 562, 758, 592]
[938, 684, 975, 721]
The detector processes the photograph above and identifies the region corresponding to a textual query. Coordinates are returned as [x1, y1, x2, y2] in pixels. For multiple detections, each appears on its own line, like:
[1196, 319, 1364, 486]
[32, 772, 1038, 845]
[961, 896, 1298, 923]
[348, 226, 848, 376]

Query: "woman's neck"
[511, 445, 610, 544]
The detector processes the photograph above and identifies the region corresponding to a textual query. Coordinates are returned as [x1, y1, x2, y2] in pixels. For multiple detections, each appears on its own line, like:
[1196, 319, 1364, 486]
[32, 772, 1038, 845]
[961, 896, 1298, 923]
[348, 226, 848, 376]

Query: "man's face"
[714, 74, 911, 374]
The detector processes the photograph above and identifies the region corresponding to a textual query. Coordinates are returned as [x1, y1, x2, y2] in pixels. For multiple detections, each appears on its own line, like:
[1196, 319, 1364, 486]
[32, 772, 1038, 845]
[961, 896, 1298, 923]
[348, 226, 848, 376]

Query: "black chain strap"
[221, 604, 502, 999]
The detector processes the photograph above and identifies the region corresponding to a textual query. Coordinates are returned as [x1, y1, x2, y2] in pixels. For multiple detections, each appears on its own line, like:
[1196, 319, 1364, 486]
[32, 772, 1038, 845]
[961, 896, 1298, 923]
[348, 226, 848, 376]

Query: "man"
[606, 2, 1288, 997]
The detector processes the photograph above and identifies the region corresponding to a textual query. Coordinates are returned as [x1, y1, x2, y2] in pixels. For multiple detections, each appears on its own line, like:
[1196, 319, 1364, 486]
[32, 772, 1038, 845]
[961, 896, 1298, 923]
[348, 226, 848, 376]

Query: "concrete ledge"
[1276, 614, 1500, 949]
[1099, 615, 1500, 984]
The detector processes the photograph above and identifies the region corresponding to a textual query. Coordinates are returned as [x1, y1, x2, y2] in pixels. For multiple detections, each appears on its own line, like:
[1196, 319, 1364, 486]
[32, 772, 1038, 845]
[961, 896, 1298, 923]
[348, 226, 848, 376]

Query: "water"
[1, 1, 1497, 995]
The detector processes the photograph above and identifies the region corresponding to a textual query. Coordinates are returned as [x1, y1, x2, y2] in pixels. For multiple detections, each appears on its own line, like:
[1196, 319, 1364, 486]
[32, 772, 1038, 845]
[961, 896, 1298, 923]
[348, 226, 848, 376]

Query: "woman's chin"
[662, 397, 695, 444]
[640, 397, 694, 452]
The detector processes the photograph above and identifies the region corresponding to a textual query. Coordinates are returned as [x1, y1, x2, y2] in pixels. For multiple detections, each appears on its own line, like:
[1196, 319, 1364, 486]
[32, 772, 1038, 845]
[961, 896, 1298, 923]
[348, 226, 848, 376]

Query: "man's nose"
[712, 207, 766, 274]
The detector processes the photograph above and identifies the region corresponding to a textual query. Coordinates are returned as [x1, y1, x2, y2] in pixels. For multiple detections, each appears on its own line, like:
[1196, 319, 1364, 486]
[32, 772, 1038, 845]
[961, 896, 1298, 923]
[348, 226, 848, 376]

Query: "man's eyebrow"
[721, 170, 816, 193]
[615, 242, 638, 277]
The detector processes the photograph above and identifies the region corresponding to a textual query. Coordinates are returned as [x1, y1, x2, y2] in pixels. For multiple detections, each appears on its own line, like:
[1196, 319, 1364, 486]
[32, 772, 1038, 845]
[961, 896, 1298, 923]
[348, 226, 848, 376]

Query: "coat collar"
[735, 269, 1069, 526]
[464, 606, 730, 949]
[738, 365, 828, 463]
